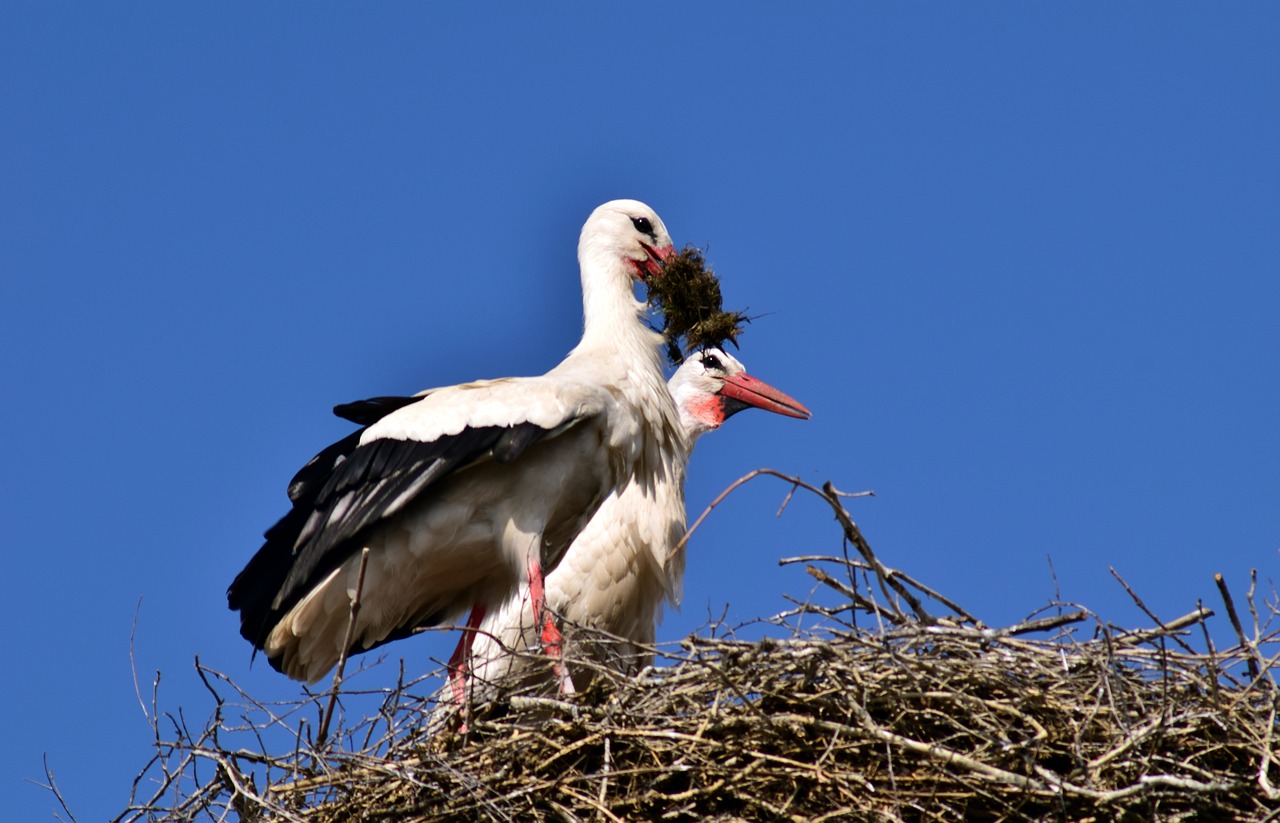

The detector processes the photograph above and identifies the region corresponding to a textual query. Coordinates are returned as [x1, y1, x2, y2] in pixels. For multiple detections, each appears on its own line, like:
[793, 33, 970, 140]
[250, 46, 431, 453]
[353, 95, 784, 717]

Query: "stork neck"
[572, 256, 661, 362]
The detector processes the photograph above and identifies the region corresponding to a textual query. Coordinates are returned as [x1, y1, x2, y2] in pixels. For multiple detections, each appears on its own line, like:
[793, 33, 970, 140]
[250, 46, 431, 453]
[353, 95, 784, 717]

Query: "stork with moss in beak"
[227, 200, 685, 692]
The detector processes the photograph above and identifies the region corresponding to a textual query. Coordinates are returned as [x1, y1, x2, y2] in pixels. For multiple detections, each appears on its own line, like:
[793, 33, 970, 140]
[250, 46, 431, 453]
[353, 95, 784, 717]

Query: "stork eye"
[702, 353, 723, 372]
[630, 216, 654, 236]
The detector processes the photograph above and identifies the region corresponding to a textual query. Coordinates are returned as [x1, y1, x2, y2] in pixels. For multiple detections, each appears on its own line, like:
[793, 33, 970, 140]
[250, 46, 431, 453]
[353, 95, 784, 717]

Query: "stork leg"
[526, 553, 576, 695]
[447, 604, 488, 710]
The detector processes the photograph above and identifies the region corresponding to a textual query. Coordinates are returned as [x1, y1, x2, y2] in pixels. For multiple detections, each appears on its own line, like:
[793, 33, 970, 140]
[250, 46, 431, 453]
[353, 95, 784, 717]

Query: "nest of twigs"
[648, 246, 749, 363]
[99, 472, 1279, 823]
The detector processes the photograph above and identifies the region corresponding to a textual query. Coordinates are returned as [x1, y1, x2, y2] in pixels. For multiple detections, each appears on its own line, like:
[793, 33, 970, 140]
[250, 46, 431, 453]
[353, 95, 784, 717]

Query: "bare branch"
[1216, 572, 1261, 679]
[318, 547, 371, 746]
[102, 472, 1276, 822]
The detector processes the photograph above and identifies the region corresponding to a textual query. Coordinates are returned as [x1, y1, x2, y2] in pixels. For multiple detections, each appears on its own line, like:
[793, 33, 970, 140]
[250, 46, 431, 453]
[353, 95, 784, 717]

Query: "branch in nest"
[105, 470, 1280, 823]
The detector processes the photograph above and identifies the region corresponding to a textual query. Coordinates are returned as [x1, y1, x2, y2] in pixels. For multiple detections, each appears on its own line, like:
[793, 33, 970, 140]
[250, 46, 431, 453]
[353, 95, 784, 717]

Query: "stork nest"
[103, 473, 1279, 823]
[647, 246, 750, 364]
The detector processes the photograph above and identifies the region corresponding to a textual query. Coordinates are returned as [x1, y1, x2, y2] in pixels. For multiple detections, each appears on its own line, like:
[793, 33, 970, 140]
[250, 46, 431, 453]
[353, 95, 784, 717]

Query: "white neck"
[567, 244, 665, 372]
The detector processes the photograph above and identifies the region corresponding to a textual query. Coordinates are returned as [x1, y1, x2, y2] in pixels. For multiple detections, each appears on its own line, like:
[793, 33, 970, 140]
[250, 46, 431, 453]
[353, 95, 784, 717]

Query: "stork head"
[669, 347, 811, 444]
[578, 199, 674, 284]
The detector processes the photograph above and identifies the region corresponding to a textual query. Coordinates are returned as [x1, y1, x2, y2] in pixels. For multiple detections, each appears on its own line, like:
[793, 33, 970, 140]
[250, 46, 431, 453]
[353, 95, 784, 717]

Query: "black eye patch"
[630, 216, 654, 236]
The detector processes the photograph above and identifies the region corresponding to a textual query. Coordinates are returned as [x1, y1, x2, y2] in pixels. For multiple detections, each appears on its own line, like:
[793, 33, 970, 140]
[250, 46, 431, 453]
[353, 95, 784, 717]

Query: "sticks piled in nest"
[104, 472, 1278, 822]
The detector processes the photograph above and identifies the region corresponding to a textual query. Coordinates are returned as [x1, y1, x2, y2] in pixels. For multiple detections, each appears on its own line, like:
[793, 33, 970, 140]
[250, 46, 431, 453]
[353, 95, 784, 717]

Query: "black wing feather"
[228, 417, 561, 653]
[333, 395, 421, 426]
[285, 430, 365, 504]
[284, 395, 417, 504]
[494, 423, 551, 463]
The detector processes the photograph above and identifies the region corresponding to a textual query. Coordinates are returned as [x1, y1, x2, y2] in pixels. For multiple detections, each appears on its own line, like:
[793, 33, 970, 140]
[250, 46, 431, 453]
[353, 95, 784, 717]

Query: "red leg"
[526, 553, 576, 695]
[447, 604, 488, 709]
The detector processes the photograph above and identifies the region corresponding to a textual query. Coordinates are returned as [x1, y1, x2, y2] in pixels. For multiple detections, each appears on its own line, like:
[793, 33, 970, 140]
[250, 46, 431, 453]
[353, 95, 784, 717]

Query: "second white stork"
[227, 200, 685, 685]
[451, 347, 811, 703]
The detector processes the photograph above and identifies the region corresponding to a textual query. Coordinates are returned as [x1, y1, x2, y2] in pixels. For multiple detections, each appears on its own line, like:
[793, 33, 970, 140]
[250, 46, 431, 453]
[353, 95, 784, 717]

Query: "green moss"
[646, 246, 750, 364]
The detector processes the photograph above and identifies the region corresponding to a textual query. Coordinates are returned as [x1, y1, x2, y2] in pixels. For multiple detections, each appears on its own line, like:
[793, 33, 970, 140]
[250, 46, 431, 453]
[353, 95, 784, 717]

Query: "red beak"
[635, 241, 674, 280]
[720, 372, 812, 419]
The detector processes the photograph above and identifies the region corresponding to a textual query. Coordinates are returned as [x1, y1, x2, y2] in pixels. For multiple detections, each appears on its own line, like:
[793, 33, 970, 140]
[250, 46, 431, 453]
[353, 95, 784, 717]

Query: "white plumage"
[450, 347, 811, 703]
[228, 200, 685, 685]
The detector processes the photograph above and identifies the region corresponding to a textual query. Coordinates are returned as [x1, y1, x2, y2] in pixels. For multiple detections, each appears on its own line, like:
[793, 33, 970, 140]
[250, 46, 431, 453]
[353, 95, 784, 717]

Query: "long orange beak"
[720, 372, 811, 419]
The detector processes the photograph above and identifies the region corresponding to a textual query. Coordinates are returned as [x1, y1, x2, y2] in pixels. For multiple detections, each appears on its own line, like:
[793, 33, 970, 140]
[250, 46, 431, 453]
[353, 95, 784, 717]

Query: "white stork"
[227, 200, 684, 686]
[451, 346, 811, 704]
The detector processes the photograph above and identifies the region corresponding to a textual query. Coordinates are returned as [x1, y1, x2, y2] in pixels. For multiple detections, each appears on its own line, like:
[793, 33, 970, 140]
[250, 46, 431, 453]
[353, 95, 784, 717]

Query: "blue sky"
[4, 4, 1277, 819]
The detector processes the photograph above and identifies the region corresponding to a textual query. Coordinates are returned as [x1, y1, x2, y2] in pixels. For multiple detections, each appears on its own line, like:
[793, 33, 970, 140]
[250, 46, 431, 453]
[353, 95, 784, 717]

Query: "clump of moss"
[646, 246, 749, 364]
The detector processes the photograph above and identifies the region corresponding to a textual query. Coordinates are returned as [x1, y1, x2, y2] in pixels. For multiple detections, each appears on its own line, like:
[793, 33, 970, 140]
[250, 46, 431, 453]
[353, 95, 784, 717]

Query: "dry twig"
[101, 472, 1277, 822]
[318, 547, 371, 746]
